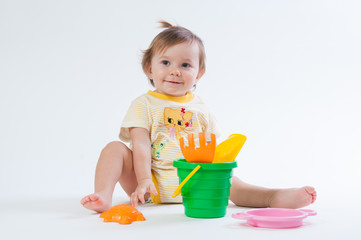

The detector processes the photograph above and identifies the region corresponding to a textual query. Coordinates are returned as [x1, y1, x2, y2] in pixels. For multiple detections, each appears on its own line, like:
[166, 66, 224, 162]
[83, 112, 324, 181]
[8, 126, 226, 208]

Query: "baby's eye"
[182, 63, 190, 68]
[162, 60, 170, 66]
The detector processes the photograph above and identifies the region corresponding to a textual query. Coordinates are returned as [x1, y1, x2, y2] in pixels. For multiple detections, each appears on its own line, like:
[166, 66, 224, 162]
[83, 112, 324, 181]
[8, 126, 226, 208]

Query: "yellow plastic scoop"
[213, 134, 247, 163]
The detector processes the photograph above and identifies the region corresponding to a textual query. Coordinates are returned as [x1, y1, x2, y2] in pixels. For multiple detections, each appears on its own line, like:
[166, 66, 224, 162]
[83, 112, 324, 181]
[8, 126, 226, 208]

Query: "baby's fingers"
[130, 192, 140, 207]
[138, 192, 146, 204]
[148, 184, 158, 196]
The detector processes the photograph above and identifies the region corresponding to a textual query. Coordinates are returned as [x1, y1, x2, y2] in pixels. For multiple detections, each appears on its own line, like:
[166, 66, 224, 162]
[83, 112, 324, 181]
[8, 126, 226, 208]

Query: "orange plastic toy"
[99, 204, 145, 224]
[179, 132, 216, 163]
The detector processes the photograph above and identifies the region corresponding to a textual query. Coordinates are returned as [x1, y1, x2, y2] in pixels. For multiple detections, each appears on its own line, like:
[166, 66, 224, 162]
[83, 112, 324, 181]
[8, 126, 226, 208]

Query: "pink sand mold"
[232, 208, 317, 229]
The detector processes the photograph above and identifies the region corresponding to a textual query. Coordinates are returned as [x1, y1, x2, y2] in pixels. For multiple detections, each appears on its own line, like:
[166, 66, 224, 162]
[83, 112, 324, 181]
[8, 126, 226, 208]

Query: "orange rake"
[179, 132, 216, 163]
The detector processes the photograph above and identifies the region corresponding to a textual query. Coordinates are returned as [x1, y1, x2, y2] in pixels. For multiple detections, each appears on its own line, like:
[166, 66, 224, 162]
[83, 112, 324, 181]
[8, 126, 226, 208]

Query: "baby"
[81, 21, 316, 212]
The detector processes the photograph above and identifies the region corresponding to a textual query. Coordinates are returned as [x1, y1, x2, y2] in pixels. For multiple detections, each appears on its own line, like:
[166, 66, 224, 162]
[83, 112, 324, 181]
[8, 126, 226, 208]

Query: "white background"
[1, 0, 360, 239]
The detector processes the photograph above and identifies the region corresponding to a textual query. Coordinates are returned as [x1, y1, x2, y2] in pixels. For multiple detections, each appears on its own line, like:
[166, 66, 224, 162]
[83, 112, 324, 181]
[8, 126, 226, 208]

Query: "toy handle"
[172, 165, 201, 198]
[299, 209, 317, 216]
[232, 212, 250, 220]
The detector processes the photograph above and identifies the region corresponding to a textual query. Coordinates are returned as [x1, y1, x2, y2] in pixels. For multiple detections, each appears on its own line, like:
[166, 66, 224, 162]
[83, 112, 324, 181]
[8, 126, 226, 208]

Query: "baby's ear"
[196, 68, 205, 81]
[145, 63, 153, 79]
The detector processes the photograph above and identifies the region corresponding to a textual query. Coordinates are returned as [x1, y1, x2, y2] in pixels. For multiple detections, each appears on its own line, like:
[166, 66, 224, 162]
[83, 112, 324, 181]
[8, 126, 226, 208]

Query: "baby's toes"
[80, 196, 89, 205]
[304, 186, 317, 203]
[304, 186, 316, 195]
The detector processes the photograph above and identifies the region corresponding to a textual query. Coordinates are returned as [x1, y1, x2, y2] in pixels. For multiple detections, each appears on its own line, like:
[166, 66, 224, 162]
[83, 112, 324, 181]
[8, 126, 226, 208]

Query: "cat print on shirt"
[164, 107, 193, 140]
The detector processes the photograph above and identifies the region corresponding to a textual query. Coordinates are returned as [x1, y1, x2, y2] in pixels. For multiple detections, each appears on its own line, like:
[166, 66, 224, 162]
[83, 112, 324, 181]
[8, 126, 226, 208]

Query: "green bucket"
[173, 159, 237, 218]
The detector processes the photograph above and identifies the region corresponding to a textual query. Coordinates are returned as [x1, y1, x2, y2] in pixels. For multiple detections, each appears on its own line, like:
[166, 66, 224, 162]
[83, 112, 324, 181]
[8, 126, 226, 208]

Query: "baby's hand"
[130, 179, 158, 207]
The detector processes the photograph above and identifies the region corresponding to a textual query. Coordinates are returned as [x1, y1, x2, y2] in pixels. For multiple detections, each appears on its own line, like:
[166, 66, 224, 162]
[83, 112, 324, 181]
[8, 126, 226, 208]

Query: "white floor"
[1, 196, 360, 240]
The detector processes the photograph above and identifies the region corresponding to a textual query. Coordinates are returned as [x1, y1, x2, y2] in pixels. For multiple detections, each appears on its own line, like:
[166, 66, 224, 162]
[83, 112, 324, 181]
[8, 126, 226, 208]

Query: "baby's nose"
[170, 68, 181, 76]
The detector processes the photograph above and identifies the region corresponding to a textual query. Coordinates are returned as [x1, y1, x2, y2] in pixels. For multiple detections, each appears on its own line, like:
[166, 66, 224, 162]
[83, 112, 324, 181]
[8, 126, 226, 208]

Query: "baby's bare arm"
[129, 127, 157, 206]
[130, 127, 152, 181]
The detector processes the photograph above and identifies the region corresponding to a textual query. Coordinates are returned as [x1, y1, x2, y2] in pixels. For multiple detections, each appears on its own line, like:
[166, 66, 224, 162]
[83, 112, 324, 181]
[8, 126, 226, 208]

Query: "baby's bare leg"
[81, 141, 137, 213]
[229, 176, 275, 208]
[229, 176, 316, 209]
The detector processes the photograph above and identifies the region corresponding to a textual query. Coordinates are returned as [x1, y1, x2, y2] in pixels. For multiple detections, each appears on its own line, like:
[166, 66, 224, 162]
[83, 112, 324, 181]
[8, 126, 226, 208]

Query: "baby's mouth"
[165, 80, 182, 84]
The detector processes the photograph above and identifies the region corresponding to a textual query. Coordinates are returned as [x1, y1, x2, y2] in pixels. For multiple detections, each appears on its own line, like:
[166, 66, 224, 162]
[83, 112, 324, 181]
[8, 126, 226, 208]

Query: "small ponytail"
[158, 20, 175, 29]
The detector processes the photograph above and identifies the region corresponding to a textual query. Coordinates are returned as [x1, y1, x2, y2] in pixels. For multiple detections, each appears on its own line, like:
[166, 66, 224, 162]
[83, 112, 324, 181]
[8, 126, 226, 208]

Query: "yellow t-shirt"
[119, 90, 221, 203]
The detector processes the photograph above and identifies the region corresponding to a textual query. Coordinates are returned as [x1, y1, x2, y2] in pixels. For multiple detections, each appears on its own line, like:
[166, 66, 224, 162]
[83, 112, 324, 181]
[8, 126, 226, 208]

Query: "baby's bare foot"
[269, 186, 317, 209]
[80, 193, 112, 213]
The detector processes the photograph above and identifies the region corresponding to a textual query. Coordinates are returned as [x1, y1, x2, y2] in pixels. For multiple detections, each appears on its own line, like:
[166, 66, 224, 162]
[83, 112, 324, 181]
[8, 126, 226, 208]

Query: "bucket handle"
[172, 165, 201, 198]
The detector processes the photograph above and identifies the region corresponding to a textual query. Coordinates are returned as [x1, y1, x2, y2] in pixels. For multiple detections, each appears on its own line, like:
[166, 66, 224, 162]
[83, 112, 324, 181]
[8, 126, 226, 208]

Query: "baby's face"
[147, 41, 204, 97]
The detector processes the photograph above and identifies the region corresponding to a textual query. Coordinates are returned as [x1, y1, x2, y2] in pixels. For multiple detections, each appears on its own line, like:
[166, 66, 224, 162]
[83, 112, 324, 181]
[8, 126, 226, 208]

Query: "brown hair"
[142, 21, 206, 86]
